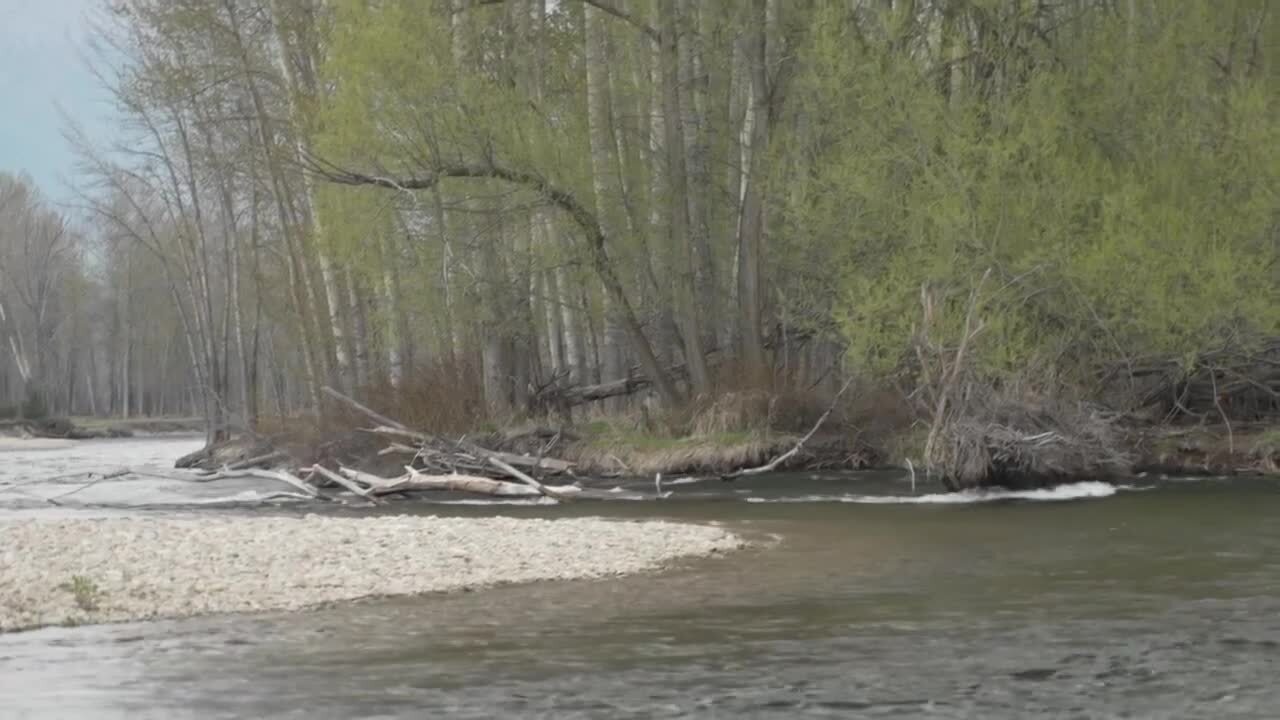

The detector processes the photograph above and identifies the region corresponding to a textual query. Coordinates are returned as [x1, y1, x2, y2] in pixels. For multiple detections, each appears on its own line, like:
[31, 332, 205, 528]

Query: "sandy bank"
[0, 438, 76, 452]
[0, 515, 741, 632]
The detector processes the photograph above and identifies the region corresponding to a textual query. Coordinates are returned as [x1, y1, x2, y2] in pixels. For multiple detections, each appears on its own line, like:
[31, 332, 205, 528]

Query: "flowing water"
[3, 438, 1280, 718]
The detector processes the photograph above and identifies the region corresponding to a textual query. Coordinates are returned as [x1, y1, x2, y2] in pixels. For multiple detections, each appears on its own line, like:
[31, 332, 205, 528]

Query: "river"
[3, 438, 1279, 718]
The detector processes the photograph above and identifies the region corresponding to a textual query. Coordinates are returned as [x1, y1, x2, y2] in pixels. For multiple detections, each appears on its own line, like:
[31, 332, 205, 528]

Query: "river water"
[3, 438, 1280, 718]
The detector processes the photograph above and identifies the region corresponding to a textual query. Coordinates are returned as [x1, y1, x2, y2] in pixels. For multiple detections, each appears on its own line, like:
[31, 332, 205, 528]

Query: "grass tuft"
[60, 575, 103, 612]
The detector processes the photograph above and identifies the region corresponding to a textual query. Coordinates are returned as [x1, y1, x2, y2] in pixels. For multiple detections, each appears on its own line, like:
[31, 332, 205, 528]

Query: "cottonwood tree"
[28, 0, 1272, 441]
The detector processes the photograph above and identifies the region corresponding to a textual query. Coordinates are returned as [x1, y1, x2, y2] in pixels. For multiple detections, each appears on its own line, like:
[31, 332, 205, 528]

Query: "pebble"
[0, 515, 742, 632]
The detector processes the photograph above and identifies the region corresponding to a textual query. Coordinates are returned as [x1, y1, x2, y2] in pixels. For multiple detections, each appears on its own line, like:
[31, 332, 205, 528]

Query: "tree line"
[3, 0, 1276, 441]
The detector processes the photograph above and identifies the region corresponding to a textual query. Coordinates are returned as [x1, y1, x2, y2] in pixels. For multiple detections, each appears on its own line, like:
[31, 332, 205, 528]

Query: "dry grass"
[356, 360, 487, 435]
[689, 390, 773, 436]
[247, 374, 884, 478]
[1134, 424, 1280, 476]
[568, 429, 794, 476]
[562, 383, 883, 476]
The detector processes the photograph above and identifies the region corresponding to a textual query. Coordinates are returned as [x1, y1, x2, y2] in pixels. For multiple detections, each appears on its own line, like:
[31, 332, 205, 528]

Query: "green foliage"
[782, 1, 1280, 384]
[60, 575, 103, 612]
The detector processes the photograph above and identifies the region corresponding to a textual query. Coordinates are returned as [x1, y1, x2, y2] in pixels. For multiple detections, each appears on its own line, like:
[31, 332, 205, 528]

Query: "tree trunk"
[347, 270, 371, 389]
[659, 0, 711, 398]
[222, 0, 323, 413]
[584, 5, 628, 406]
[269, 0, 352, 393]
[380, 233, 405, 389]
[679, 0, 717, 349]
[735, 0, 771, 383]
[557, 233, 586, 385]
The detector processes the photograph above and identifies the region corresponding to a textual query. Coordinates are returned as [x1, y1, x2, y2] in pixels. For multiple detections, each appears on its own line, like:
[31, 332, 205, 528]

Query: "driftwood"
[542, 369, 672, 406]
[192, 468, 326, 499]
[380, 442, 421, 456]
[487, 456, 571, 500]
[42, 470, 131, 506]
[322, 385, 411, 430]
[185, 464, 572, 504]
[227, 450, 290, 471]
[929, 403, 1132, 489]
[338, 466, 581, 498]
[309, 464, 379, 503]
[1122, 338, 1280, 422]
[532, 356, 707, 408]
[368, 426, 574, 474]
[721, 379, 854, 480]
[533, 333, 816, 408]
[397, 469, 579, 498]
[317, 386, 580, 500]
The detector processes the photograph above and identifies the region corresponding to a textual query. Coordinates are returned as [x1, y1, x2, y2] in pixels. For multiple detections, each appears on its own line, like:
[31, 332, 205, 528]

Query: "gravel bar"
[0, 515, 742, 632]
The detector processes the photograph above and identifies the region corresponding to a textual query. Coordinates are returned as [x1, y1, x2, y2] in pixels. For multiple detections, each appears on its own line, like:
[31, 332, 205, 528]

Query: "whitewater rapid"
[744, 481, 1131, 504]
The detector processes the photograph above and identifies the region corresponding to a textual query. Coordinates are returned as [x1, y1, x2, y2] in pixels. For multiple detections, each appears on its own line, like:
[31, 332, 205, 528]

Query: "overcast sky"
[0, 0, 111, 202]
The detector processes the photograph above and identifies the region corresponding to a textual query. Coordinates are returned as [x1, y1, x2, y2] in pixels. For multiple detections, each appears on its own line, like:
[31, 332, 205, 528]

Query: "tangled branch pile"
[928, 397, 1132, 490]
[1122, 337, 1280, 423]
[914, 272, 1131, 490]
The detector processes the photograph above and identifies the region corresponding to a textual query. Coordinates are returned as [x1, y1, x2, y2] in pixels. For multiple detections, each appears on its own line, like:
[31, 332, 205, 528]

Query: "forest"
[1, 0, 1277, 486]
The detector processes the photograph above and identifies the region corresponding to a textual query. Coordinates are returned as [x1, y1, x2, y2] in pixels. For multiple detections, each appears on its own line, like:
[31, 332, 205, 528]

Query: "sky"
[0, 0, 111, 202]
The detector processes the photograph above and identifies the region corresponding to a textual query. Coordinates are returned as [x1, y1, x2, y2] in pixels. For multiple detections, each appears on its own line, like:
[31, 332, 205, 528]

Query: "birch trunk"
[380, 234, 404, 389]
[735, 0, 771, 382]
[269, 0, 352, 392]
[347, 270, 371, 388]
[222, 0, 323, 413]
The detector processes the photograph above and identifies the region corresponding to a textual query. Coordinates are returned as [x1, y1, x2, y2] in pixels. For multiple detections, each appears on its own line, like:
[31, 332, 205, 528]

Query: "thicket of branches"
[2, 0, 1276, 446]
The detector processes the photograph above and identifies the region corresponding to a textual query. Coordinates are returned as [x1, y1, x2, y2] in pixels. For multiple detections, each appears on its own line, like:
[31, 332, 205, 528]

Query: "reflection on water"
[3, 440, 1280, 718]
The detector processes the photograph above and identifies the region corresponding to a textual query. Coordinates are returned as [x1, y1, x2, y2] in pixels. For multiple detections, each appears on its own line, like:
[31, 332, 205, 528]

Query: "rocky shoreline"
[0, 515, 743, 633]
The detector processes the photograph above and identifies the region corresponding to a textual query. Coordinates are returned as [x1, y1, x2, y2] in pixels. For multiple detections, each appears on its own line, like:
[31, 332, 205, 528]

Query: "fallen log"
[310, 464, 379, 503]
[535, 358, 697, 407]
[322, 385, 412, 431]
[534, 333, 816, 408]
[485, 450, 574, 474]
[721, 378, 853, 480]
[326, 387, 579, 479]
[338, 467, 580, 498]
[338, 466, 404, 491]
[379, 442, 422, 456]
[226, 450, 290, 471]
[191, 468, 327, 500]
[487, 456, 572, 501]
[366, 426, 576, 475]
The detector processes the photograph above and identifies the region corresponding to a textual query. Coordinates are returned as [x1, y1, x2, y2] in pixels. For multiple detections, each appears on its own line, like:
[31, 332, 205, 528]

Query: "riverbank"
[0, 515, 742, 633]
[0, 437, 75, 452]
[0, 416, 205, 441]
[486, 420, 1279, 480]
